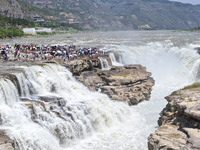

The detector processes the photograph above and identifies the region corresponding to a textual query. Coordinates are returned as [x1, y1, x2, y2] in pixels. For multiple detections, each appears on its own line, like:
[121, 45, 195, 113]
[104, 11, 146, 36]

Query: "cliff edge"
[63, 57, 155, 105]
[148, 82, 200, 150]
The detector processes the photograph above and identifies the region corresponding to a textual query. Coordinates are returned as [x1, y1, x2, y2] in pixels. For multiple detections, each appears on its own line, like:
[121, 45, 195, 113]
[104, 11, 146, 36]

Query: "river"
[0, 30, 200, 150]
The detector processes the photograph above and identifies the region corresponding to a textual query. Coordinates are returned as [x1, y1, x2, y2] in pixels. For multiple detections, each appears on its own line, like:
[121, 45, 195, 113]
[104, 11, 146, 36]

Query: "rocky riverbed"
[148, 83, 200, 150]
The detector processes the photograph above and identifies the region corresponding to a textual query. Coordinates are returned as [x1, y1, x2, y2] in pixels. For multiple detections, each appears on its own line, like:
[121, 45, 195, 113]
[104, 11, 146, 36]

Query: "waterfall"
[114, 41, 200, 149]
[89, 60, 94, 71]
[0, 79, 20, 105]
[109, 53, 123, 66]
[0, 63, 131, 150]
[119, 42, 200, 82]
[1, 30, 200, 150]
[98, 57, 111, 70]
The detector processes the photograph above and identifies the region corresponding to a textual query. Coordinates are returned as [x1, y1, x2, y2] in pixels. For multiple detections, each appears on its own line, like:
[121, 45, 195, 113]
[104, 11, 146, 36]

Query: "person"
[36, 52, 39, 58]
[17, 50, 21, 60]
[14, 50, 18, 58]
[26, 53, 29, 60]
[1, 49, 5, 55]
[4, 52, 7, 60]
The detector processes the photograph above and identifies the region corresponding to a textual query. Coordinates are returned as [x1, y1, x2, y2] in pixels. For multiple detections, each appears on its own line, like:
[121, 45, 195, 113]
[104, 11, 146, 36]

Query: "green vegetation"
[0, 13, 82, 38]
[43, 21, 82, 31]
[0, 14, 38, 38]
[0, 14, 35, 28]
[0, 27, 23, 38]
[182, 82, 200, 90]
[170, 92, 182, 96]
[194, 26, 200, 30]
[0, 14, 33, 38]
[37, 32, 50, 35]
[187, 26, 200, 32]
[17, 0, 82, 31]
[4, 0, 200, 30]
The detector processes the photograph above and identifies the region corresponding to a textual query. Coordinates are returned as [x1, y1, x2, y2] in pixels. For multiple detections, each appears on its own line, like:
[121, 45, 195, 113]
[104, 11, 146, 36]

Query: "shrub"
[0, 27, 24, 38]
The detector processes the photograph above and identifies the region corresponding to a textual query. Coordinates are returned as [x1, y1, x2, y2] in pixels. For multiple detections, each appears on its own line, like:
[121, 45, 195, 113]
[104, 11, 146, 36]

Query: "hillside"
[1, 0, 200, 30]
[0, 0, 24, 18]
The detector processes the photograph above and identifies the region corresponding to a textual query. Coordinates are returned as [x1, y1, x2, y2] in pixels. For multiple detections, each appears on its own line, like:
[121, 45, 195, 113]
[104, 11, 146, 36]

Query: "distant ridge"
[2, 0, 200, 30]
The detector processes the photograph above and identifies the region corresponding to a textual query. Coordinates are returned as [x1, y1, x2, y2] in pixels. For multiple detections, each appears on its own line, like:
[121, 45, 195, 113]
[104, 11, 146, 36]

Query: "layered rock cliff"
[64, 57, 154, 105]
[148, 83, 200, 150]
[78, 65, 154, 105]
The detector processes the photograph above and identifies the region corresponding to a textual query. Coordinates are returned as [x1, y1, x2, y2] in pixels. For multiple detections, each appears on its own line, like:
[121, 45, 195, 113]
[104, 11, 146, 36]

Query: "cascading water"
[98, 57, 111, 70]
[113, 38, 200, 149]
[0, 63, 131, 150]
[0, 79, 19, 105]
[109, 53, 123, 66]
[1, 30, 200, 150]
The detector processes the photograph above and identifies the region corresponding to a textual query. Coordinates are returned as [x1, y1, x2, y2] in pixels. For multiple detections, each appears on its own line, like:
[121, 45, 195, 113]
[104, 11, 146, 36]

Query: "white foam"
[0, 31, 200, 150]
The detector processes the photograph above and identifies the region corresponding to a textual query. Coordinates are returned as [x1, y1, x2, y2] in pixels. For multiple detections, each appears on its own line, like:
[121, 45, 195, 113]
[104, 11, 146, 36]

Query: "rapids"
[1, 30, 200, 150]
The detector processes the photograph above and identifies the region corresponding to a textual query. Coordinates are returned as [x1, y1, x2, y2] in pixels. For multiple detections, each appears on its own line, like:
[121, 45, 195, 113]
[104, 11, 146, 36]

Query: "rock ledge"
[148, 83, 200, 150]
[76, 64, 154, 105]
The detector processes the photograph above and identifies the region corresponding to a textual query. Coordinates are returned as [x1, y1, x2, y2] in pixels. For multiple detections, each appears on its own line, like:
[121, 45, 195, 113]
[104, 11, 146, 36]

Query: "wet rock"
[76, 71, 104, 91]
[148, 125, 187, 150]
[90, 58, 101, 68]
[78, 64, 154, 105]
[0, 130, 14, 150]
[148, 83, 200, 150]
[0, 73, 21, 96]
[64, 59, 91, 75]
[194, 47, 200, 54]
[63, 57, 109, 75]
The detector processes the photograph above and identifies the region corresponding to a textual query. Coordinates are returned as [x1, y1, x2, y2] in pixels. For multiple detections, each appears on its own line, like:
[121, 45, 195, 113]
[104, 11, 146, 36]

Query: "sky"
[170, 0, 200, 5]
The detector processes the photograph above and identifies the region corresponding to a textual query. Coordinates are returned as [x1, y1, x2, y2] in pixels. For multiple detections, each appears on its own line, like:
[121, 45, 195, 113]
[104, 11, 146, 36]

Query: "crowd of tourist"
[0, 44, 107, 62]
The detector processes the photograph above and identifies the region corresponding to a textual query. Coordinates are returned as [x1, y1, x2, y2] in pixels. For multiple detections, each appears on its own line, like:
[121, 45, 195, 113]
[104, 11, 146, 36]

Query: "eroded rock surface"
[63, 58, 102, 75]
[77, 64, 155, 105]
[63, 59, 91, 75]
[0, 130, 14, 150]
[148, 84, 200, 150]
